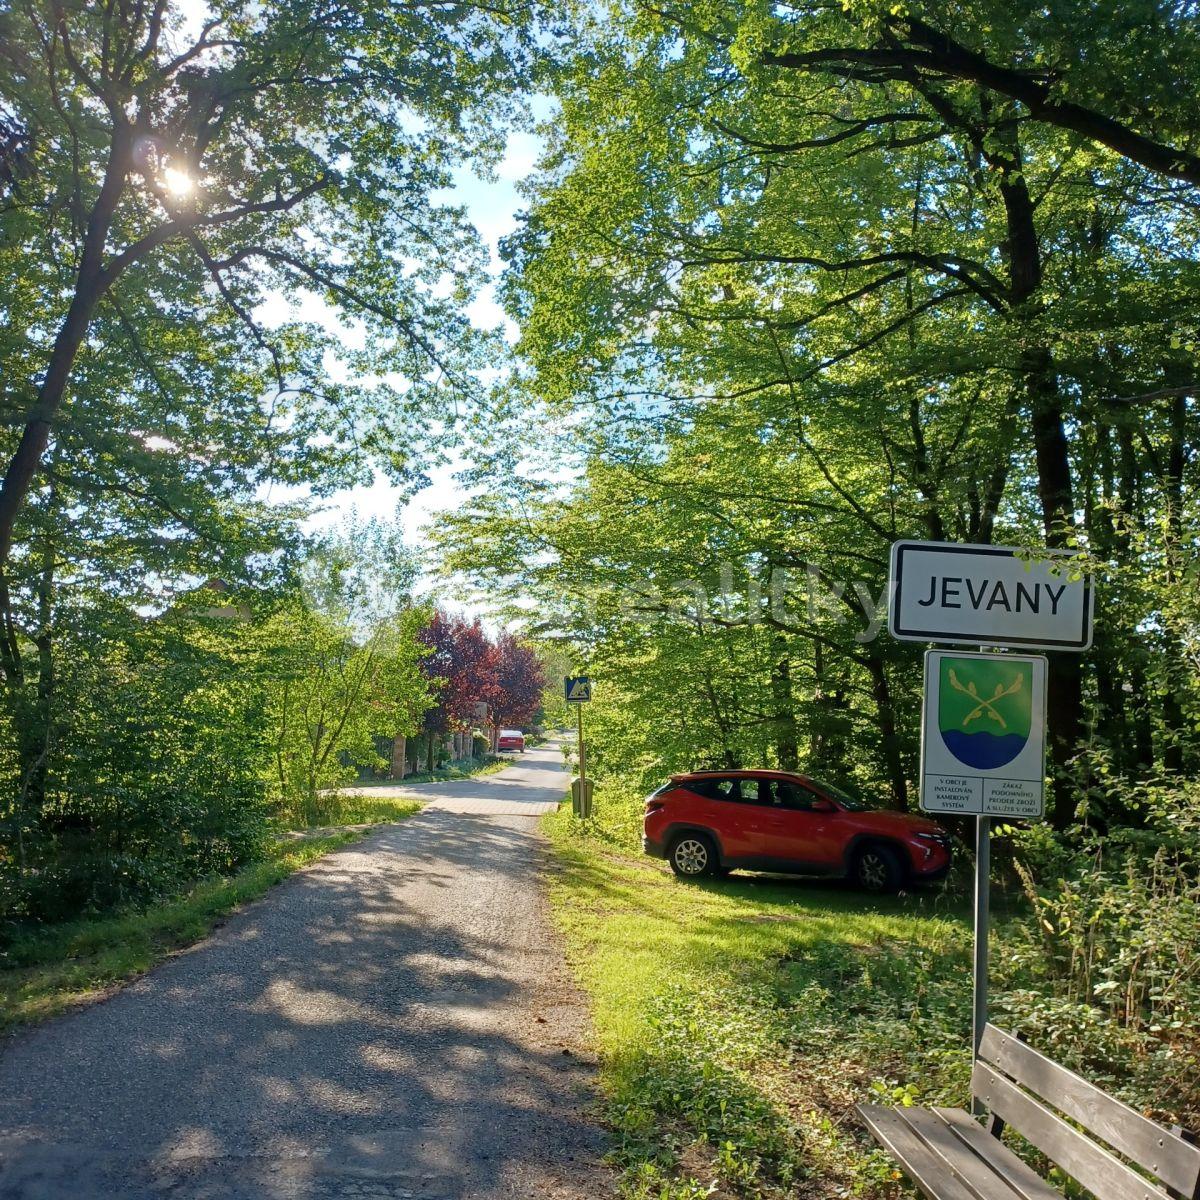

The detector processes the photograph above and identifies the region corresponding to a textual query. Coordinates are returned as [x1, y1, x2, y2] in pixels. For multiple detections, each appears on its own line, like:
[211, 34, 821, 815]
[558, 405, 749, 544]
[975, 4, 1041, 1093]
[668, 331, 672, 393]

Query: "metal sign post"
[577, 701, 586, 785]
[975, 640, 992, 1071]
[888, 539, 1091, 1111]
[973, 812, 989, 1062]
[565, 676, 593, 817]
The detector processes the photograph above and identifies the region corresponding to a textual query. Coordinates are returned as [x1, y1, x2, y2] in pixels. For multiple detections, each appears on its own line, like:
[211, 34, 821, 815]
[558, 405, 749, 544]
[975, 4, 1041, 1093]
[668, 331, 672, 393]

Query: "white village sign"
[889, 540, 1094, 650]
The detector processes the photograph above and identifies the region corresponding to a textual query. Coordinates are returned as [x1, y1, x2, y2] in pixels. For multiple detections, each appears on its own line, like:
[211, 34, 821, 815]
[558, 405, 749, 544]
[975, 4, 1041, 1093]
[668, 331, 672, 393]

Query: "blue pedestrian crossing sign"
[564, 676, 592, 703]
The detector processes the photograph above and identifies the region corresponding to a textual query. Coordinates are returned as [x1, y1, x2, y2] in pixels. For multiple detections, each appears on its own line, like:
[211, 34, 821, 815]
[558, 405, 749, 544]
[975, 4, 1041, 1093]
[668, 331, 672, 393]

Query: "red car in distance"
[643, 770, 951, 892]
[497, 729, 526, 753]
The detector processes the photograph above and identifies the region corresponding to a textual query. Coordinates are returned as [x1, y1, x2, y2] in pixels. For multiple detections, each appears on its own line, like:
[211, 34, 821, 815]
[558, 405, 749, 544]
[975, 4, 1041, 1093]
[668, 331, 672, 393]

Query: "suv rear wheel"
[668, 832, 719, 879]
[853, 844, 904, 893]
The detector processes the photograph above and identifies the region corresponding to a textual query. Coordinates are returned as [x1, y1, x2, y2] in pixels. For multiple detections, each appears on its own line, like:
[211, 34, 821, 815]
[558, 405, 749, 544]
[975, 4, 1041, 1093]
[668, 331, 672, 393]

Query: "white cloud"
[466, 285, 518, 342]
[496, 131, 541, 182]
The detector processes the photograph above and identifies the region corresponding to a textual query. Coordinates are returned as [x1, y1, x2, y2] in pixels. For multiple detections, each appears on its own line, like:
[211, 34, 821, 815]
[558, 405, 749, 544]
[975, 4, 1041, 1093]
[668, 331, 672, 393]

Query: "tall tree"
[0, 0, 529, 811]
[418, 609, 499, 766]
[440, 0, 1199, 824]
[0, 0, 528, 580]
[488, 631, 546, 733]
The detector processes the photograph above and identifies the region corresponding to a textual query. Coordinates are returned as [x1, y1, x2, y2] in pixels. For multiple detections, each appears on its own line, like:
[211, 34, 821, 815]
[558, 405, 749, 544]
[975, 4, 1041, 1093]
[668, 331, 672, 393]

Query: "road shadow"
[0, 810, 610, 1199]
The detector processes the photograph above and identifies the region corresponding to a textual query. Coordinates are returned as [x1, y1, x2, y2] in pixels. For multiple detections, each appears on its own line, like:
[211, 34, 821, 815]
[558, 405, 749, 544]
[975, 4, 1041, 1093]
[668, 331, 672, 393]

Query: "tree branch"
[763, 19, 1200, 186]
[679, 244, 1007, 311]
[96, 175, 333, 288]
[208, 244, 461, 385]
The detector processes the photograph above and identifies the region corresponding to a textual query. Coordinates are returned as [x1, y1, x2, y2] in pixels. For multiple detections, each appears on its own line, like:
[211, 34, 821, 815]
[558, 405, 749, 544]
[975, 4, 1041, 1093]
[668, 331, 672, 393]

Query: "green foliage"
[548, 800, 1200, 1197]
[559, 781, 647, 854]
[286, 794, 422, 829]
[994, 786, 1200, 1120]
[0, 0, 527, 558]
[0, 521, 436, 927]
[1, 604, 275, 926]
[0, 0, 523, 933]
[611, 983, 805, 1196]
[534, 642, 575, 730]
[394, 754, 509, 787]
[438, 0, 1200, 831]
[264, 603, 432, 825]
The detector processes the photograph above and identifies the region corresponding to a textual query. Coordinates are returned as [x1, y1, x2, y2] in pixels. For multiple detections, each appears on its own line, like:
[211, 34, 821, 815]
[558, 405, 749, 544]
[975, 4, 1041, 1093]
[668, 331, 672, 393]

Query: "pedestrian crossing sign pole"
[564, 677, 593, 817]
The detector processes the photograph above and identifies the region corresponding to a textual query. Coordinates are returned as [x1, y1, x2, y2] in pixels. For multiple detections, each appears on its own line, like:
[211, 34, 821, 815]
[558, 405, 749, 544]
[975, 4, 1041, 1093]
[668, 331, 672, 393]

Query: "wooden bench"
[858, 1023, 1200, 1200]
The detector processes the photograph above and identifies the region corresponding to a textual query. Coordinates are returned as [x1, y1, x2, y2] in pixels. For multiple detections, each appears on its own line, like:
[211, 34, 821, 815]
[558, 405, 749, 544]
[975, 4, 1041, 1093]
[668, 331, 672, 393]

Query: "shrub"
[993, 785, 1200, 1125]
[1, 611, 273, 931]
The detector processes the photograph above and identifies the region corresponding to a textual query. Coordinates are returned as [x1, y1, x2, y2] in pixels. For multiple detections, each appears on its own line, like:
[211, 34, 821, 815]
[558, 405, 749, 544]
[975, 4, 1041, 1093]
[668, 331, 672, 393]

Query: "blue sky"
[249, 128, 551, 622]
[304, 131, 541, 551]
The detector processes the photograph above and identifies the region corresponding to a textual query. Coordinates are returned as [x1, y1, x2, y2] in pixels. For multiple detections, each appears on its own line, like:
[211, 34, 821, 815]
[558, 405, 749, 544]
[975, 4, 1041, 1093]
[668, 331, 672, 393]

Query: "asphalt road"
[0, 739, 610, 1199]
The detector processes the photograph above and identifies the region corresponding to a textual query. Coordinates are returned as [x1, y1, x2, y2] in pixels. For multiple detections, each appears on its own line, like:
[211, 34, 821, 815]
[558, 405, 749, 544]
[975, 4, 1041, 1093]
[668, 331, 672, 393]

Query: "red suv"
[643, 770, 951, 892]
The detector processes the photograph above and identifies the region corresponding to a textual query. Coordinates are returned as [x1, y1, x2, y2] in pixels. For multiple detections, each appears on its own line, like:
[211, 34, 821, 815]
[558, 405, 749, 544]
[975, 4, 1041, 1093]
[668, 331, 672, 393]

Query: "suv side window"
[684, 777, 734, 801]
[733, 778, 763, 804]
[772, 781, 821, 810]
[686, 777, 761, 803]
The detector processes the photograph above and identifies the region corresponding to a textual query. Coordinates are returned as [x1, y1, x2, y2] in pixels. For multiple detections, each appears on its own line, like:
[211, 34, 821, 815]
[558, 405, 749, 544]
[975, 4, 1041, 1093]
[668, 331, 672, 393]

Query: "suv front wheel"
[853, 844, 904, 893]
[668, 832, 719, 879]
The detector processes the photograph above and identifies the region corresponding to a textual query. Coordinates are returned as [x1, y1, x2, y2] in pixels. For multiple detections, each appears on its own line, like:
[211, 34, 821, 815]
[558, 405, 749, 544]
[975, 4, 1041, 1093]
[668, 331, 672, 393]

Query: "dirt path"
[0, 740, 611, 1199]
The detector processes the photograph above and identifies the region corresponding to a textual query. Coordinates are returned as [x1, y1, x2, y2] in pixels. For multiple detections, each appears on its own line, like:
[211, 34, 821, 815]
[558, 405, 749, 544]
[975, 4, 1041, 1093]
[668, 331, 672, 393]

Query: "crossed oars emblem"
[948, 668, 1023, 728]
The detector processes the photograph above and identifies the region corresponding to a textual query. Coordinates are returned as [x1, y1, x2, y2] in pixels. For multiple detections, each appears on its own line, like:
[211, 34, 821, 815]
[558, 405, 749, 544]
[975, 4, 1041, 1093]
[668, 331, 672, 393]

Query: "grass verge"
[543, 805, 976, 1200]
[395, 753, 512, 785]
[335, 754, 511, 796]
[302, 792, 426, 826]
[0, 818, 407, 1035]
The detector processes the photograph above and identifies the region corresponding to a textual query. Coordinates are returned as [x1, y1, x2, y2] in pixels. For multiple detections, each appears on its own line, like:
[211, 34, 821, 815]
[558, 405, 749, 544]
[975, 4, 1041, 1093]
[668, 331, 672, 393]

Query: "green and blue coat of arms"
[938, 656, 1032, 769]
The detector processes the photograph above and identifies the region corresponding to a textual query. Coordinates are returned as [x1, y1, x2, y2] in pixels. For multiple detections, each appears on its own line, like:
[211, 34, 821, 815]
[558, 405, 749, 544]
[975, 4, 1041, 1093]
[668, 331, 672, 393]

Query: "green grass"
[543, 805, 976, 1199]
[0, 823, 400, 1035]
[295, 792, 424, 827]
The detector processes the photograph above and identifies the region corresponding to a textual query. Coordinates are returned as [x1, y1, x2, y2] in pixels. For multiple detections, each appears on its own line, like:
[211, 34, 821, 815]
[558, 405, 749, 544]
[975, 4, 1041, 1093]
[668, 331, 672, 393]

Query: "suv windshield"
[808, 778, 873, 812]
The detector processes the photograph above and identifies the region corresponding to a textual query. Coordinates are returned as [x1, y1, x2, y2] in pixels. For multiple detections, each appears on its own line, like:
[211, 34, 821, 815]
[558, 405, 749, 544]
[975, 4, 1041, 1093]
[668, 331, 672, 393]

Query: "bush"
[993, 786, 1200, 1125]
[1, 611, 272, 931]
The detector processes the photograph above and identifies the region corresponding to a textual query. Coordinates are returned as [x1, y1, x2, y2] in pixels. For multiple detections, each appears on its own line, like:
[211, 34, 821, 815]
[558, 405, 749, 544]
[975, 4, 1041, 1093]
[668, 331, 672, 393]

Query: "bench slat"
[901, 1106, 1055, 1200]
[933, 1107, 1065, 1200]
[857, 1105, 984, 1200]
[980, 1026, 1200, 1198]
[973, 1062, 1172, 1200]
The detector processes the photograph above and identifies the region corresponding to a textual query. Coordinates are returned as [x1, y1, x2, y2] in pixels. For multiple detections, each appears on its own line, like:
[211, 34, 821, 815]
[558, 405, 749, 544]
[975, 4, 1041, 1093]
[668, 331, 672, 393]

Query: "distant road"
[0, 739, 610, 1199]
[341, 741, 570, 817]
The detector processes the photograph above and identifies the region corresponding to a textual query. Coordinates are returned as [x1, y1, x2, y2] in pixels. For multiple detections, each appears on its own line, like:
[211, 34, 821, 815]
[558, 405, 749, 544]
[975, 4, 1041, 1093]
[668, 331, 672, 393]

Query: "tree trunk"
[1160, 388, 1191, 772]
[25, 516, 56, 810]
[0, 132, 130, 571]
[770, 641, 799, 770]
[865, 651, 908, 810]
[0, 568, 22, 687]
[1127, 656, 1155, 771]
[999, 128, 1082, 828]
